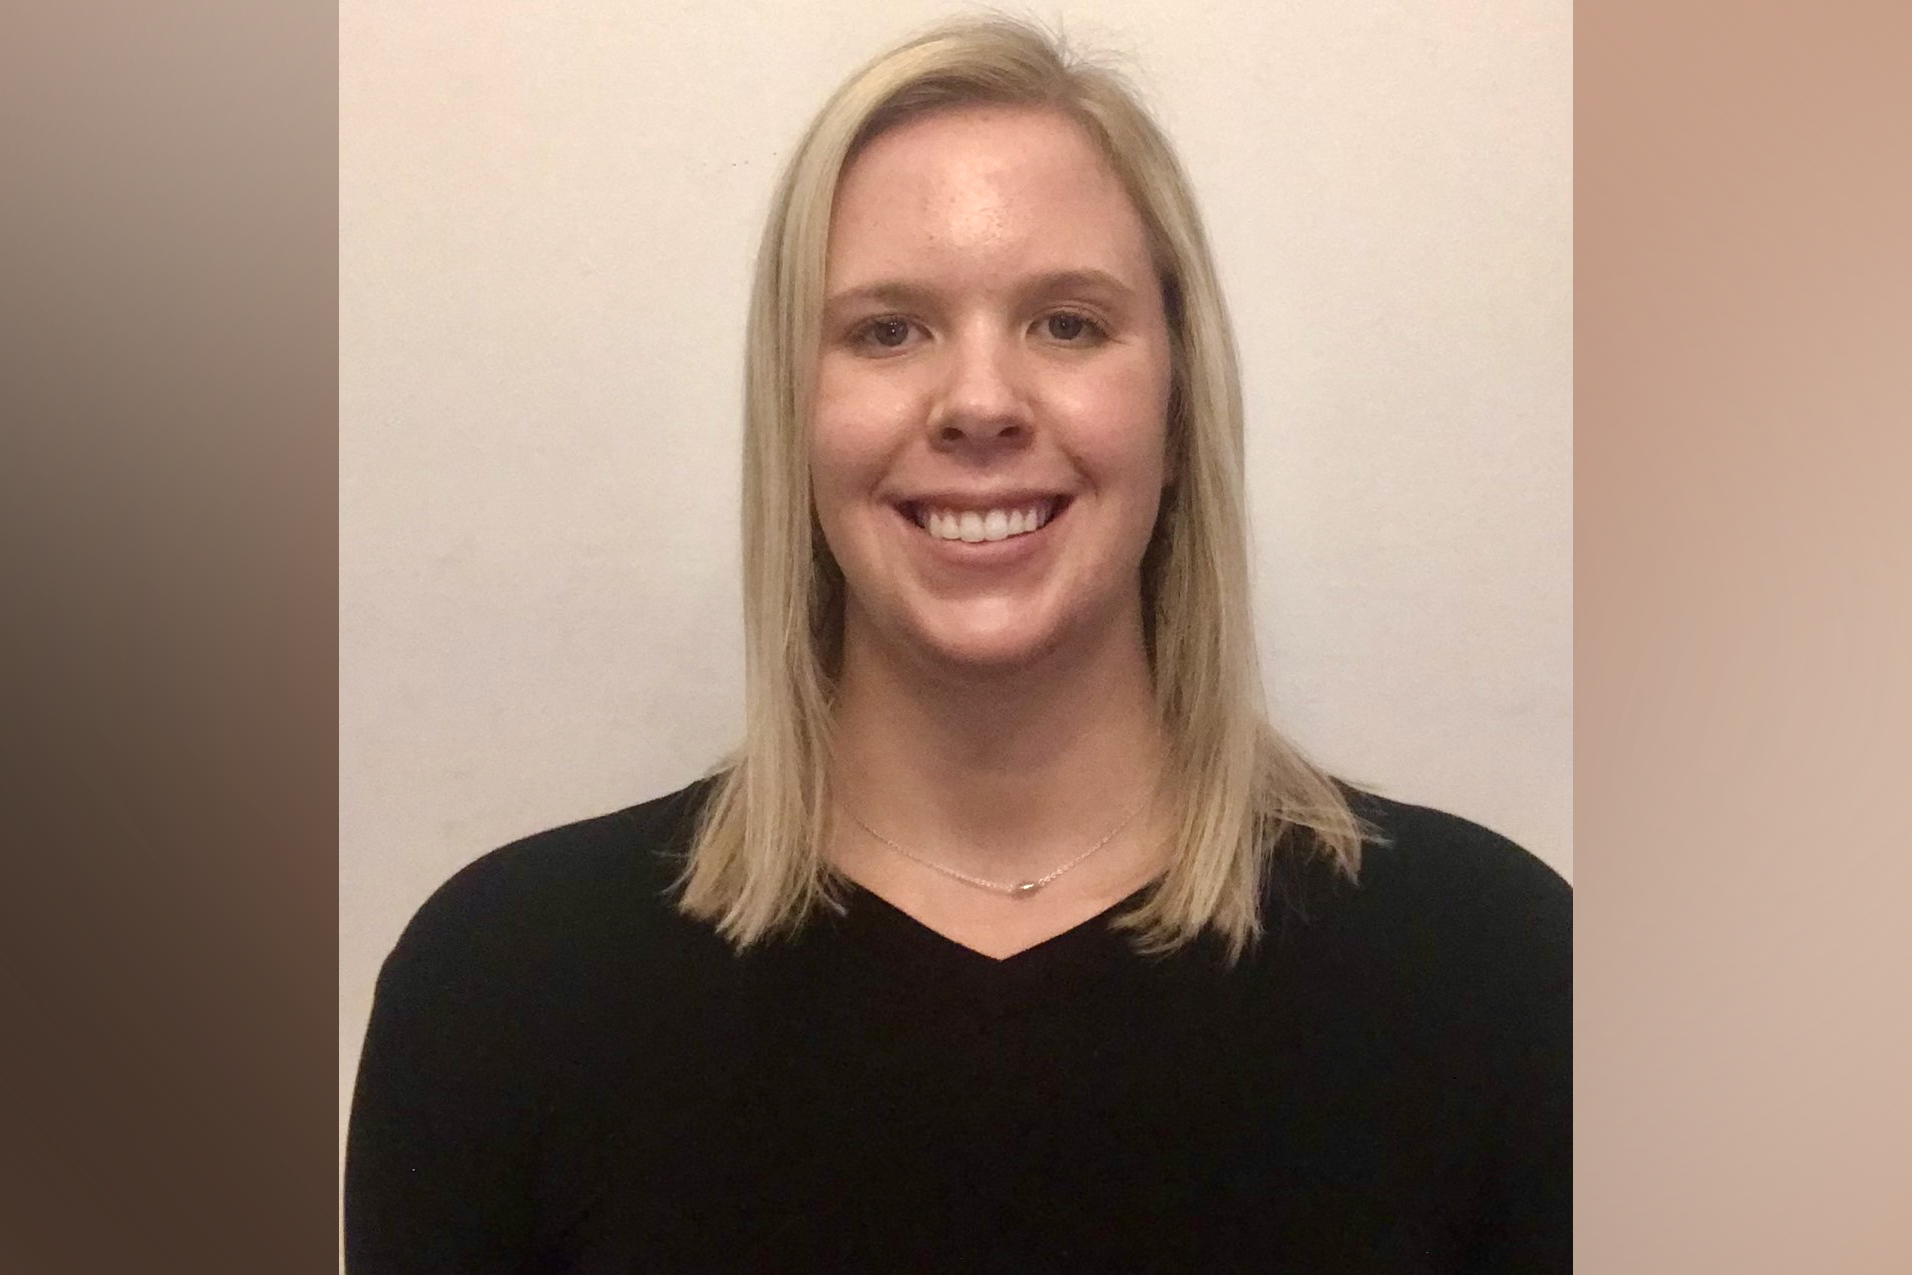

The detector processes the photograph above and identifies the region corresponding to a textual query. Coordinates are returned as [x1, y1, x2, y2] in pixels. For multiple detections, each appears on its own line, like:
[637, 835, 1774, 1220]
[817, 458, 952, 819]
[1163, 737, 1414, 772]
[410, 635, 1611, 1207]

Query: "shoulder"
[377, 776, 726, 997]
[1343, 787, 1570, 923]
[1302, 794, 1570, 1265]
[1273, 788, 1570, 993]
[349, 779, 726, 1266]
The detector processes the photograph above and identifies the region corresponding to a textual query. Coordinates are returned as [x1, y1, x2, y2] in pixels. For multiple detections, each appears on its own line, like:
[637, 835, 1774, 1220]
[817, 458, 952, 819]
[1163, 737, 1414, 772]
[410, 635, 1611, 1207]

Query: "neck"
[829, 603, 1165, 879]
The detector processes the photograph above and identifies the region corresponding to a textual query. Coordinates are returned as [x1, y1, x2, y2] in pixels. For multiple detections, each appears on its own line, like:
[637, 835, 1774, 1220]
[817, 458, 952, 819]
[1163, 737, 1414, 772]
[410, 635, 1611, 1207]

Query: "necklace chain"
[844, 798, 1147, 898]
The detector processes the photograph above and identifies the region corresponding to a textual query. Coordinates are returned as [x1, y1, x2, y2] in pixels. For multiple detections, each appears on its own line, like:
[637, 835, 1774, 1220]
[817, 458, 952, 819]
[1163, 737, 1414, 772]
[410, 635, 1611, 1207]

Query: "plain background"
[341, 0, 1571, 1167]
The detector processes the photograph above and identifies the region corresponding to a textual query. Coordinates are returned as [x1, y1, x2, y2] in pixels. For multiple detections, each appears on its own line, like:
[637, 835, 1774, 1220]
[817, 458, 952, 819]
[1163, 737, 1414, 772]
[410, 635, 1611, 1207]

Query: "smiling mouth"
[897, 498, 1068, 543]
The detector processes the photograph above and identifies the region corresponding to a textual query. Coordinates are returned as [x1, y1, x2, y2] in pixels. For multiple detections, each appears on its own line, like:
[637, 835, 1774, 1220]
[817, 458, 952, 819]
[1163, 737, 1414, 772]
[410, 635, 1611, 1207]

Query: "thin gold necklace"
[843, 798, 1148, 898]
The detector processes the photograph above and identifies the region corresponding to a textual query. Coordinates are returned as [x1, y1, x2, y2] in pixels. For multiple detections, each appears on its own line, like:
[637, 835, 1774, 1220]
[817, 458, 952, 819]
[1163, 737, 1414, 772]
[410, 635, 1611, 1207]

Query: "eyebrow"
[822, 268, 1142, 317]
[1019, 269, 1141, 306]
[822, 280, 940, 317]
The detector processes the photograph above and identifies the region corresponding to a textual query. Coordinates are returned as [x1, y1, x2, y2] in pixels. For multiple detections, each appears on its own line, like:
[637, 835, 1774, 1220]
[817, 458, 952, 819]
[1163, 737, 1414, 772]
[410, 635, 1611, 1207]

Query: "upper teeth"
[917, 504, 1054, 542]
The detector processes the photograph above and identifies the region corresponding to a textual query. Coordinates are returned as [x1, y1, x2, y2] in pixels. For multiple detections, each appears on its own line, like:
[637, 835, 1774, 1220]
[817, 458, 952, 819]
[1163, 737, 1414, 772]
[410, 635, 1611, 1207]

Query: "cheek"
[1063, 366, 1173, 490]
[809, 363, 919, 499]
[808, 388, 871, 507]
[808, 430, 865, 551]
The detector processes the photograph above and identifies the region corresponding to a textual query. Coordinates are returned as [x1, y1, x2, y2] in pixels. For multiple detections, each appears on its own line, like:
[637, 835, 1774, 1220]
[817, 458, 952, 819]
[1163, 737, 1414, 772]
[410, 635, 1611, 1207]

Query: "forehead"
[826, 105, 1153, 287]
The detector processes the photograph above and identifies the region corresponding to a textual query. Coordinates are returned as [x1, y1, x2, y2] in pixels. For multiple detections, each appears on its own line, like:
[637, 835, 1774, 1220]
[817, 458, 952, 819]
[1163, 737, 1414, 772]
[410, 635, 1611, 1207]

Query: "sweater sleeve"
[344, 873, 546, 1274]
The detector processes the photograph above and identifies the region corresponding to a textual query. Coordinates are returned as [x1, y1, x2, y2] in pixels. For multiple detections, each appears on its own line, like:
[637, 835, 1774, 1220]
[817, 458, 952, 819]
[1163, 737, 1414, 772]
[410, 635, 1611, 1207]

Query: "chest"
[538, 952, 1498, 1272]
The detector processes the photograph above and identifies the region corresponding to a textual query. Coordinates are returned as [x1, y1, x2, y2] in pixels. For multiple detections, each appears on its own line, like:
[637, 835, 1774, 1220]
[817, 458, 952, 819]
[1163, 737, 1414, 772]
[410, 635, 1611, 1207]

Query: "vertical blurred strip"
[0, 3, 340, 1272]
[1577, 1, 1912, 1271]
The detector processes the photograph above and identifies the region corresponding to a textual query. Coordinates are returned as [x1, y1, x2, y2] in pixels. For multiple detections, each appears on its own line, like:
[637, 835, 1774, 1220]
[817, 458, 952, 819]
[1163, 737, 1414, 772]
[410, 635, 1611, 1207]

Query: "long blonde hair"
[676, 16, 1365, 959]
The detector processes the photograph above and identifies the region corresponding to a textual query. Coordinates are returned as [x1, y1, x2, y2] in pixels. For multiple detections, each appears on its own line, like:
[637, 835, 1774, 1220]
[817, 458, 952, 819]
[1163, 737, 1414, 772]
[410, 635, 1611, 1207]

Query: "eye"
[855, 317, 916, 350]
[1041, 311, 1104, 343]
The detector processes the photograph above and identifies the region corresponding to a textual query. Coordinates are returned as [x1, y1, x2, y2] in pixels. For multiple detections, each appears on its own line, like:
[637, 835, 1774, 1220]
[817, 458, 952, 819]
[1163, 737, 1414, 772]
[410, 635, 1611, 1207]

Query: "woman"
[347, 18, 1568, 1273]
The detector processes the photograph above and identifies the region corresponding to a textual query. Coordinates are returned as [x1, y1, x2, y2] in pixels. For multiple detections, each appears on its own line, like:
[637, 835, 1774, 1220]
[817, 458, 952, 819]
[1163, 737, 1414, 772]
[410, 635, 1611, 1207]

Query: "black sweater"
[345, 780, 1570, 1273]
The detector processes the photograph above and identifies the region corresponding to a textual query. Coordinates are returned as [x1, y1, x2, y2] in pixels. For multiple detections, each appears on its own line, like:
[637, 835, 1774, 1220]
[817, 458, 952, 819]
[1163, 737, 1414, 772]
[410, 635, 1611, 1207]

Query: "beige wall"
[341, 0, 1571, 1157]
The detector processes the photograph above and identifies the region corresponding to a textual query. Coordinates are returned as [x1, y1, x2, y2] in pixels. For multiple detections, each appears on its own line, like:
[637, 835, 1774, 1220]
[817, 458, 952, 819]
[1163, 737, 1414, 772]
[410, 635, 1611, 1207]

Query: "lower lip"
[897, 506, 1065, 566]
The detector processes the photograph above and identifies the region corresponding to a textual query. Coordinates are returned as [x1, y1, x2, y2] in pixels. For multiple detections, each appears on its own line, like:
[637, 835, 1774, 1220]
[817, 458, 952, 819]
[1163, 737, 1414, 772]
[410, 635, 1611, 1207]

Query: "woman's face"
[811, 105, 1174, 675]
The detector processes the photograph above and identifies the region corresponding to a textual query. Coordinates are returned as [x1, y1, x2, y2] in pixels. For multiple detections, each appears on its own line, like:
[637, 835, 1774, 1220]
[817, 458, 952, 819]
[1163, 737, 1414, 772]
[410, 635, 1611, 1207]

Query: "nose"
[927, 325, 1031, 453]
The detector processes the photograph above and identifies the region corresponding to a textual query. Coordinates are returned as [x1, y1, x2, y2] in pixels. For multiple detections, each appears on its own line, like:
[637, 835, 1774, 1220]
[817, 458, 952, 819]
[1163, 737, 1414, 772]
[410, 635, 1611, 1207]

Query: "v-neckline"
[832, 878, 1157, 1015]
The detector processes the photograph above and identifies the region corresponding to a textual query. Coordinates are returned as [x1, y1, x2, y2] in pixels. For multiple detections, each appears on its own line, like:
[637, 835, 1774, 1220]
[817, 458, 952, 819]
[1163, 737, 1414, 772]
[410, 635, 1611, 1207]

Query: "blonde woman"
[347, 19, 1568, 1273]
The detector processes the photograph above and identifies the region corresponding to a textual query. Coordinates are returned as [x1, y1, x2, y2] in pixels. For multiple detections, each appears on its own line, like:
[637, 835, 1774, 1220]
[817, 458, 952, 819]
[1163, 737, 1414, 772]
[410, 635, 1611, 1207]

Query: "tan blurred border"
[1577, 1, 1911, 1270]
[0, 3, 338, 1271]
[2, 2, 1909, 1271]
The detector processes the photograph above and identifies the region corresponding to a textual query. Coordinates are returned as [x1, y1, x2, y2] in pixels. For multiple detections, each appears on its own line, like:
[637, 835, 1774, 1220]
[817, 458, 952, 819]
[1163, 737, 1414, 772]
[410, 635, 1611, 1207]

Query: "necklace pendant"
[1011, 880, 1042, 897]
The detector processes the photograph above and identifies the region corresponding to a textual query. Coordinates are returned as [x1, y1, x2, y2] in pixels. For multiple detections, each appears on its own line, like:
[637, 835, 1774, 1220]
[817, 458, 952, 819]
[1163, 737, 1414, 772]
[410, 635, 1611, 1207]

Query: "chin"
[925, 638, 1056, 675]
[903, 608, 1078, 676]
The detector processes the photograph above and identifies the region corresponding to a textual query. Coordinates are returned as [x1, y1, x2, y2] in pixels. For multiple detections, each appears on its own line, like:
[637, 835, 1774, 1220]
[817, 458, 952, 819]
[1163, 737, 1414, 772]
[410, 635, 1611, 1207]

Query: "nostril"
[929, 407, 1031, 447]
